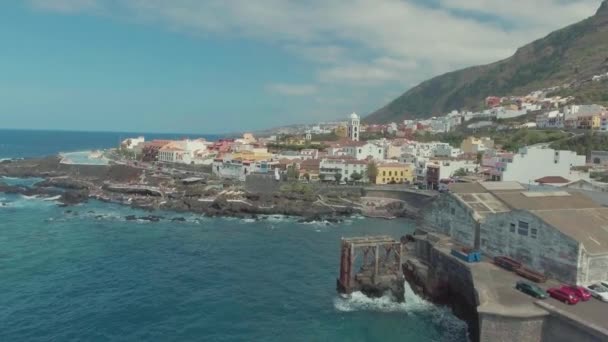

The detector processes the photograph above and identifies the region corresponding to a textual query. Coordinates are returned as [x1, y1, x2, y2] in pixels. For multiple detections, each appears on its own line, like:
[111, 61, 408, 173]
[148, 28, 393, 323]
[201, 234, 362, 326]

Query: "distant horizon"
[0, 127, 233, 137]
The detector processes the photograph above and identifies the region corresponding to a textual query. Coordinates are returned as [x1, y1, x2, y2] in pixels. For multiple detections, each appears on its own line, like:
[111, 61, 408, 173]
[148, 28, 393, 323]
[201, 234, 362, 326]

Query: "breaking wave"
[334, 281, 469, 340]
[334, 281, 429, 313]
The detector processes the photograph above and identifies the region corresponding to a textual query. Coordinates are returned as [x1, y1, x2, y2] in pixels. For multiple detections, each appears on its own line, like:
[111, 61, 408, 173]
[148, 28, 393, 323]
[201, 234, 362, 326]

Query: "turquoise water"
[0, 195, 468, 341]
[60, 151, 110, 165]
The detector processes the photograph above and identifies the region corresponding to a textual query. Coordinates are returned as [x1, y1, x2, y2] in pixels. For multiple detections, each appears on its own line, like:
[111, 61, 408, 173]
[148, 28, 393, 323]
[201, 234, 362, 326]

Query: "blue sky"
[0, 0, 602, 134]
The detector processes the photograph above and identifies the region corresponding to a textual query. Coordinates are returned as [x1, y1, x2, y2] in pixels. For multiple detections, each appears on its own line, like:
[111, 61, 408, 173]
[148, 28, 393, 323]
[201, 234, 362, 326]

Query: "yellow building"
[334, 125, 348, 138]
[577, 114, 601, 129]
[376, 163, 414, 184]
[460, 136, 494, 154]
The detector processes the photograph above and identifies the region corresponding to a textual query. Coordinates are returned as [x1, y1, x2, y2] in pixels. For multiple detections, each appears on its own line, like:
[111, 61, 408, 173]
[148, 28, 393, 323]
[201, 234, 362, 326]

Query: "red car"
[561, 285, 591, 301]
[547, 287, 579, 305]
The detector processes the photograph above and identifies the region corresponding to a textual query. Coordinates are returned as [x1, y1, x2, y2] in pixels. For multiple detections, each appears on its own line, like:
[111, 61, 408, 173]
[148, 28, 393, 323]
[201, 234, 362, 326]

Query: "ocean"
[0, 130, 468, 342]
[0, 129, 222, 159]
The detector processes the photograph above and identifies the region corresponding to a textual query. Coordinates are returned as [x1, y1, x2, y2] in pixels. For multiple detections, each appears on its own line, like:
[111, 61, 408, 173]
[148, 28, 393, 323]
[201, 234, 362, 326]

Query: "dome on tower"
[350, 112, 359, 120]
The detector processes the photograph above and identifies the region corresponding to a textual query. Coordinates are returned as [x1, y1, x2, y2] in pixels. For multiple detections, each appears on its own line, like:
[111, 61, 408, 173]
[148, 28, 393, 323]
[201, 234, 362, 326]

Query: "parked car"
[515, 281, 547, 299]
[515, 266, 547, 283]
[601, 281, 608, 290]
[561, 285, 591, 301]
[586, 284, 608, 302]
[548, 287, 579, 305]
[493, 256, 522, 272]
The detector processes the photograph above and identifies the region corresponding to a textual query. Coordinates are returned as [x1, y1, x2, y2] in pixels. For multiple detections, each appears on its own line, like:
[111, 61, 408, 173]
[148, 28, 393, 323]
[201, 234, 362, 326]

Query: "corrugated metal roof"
[531, 208, 608, 255]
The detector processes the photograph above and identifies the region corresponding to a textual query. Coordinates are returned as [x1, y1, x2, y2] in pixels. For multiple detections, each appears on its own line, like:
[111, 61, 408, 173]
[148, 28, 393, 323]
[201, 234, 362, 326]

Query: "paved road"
[543, 292, 608, 329]
[455, 254, 608, 328]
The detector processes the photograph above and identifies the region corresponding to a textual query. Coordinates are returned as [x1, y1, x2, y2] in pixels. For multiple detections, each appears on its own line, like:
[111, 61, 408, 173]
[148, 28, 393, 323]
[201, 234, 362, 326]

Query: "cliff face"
[366, 1, 608, 123]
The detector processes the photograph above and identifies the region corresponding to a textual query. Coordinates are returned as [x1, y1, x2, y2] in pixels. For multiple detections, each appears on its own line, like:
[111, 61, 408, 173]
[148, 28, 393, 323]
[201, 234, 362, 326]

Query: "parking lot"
[468, 258, 608, 329]
[544, 291, 608, 329]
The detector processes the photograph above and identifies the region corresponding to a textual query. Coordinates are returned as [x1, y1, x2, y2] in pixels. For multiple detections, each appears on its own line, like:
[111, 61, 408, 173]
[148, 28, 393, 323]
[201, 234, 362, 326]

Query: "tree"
[286, 163, 299, 181]
[453, 168, 468, 177]
[350, 171, 363, 183]
[319, 174, 326, 182]
[476, 152, 484, 165]
[334, 172, 343, 183]
[303, 173, 311, 182]
[367, 161, 378, 183]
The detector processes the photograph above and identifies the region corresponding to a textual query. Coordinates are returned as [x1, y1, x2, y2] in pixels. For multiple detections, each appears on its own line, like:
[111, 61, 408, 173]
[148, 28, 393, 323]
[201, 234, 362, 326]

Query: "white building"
[402, 142, 451, 159]
[536, 110, 564, 129]
[121, 136, 145, 150]
[342, 141, 385, 161]
[429, 117, 450, 133]
[426, 158, 479, 179]
[499, 146, 586, 184]
[319, 158, 368, 182]
[347, 113, 361, 142]
[494, 107, 528, 120]
[212, 159, 271, 181]
[387, 122, 398, 135]
[158, 139, 208, 164]
[433, 144, 462, 158]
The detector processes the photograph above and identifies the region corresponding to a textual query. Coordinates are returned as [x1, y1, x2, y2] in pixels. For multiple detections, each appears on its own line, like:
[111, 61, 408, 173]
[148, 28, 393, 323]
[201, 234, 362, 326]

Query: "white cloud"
[266, 83, 318, 96]
[28, 0, 603, 113]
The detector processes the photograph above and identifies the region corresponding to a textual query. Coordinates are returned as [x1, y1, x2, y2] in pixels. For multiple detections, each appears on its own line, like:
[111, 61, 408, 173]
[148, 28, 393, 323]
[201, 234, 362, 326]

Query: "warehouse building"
[421, 181, 608, 285]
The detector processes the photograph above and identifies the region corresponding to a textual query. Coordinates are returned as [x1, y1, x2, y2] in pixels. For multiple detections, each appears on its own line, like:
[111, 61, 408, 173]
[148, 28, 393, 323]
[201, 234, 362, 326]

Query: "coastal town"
[5, 2, 608, 342]
[100, 92, 608, 341]
[3, 85, 608, 342]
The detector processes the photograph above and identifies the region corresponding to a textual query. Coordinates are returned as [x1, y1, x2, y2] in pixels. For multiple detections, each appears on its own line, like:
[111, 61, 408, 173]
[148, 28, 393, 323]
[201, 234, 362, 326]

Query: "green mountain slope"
[366, 1, 608, 123]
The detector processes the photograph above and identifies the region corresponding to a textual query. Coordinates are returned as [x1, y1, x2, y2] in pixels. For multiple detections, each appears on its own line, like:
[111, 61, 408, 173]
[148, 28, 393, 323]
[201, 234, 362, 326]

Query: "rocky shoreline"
[0, 156, 410, 221]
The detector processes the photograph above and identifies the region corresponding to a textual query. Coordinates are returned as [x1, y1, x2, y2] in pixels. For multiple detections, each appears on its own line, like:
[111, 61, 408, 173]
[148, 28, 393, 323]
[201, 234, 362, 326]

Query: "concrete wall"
[481, 210, 579, 284]
[478, 313, 545, 342]
[580, 251, 608, 285]
[538, 302, 608, 342]
[410, 237, 480, 341]
[421, 194, 479, 248]
[364, 189, 435, 209]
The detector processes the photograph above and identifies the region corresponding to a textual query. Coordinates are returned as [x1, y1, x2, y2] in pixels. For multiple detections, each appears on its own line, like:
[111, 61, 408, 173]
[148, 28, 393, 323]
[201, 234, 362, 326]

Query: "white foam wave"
[334, 282, 430, 313]
[20, 195, 39, 200]
[265, 215, 290, 222]
[334, 282, 469, 340]
[44, 195, 62, 201]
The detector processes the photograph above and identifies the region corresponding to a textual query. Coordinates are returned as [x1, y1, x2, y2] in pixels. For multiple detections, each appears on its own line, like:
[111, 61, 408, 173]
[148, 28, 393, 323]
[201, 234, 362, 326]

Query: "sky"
[0, 0, 603, 134]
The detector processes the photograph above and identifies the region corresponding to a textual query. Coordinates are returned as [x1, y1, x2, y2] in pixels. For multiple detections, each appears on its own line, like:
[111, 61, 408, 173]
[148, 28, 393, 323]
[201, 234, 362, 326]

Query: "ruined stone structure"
[337, 236, 404, 301]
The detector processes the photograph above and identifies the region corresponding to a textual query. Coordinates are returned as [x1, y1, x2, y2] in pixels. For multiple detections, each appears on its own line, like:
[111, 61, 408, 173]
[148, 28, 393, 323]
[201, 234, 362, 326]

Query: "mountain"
[366, 1, 608, 123]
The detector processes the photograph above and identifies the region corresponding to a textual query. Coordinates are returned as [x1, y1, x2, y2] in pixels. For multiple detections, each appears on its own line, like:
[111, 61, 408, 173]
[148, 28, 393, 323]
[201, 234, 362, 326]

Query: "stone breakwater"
[0, 156, 414, 220]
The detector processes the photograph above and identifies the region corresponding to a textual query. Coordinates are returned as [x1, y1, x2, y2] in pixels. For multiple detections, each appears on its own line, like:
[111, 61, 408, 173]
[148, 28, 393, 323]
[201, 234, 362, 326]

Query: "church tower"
[347, 113, 360, 141]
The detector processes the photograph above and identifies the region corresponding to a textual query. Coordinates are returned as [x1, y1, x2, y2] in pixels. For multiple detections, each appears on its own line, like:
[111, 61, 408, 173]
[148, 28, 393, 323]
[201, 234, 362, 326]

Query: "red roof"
[535, 176, 571, 184]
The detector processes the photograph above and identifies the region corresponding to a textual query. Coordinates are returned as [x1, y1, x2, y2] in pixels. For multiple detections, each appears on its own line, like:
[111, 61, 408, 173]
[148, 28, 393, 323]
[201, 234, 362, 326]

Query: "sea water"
[0, 196, 468, 341]
[0, 130, 468, 341]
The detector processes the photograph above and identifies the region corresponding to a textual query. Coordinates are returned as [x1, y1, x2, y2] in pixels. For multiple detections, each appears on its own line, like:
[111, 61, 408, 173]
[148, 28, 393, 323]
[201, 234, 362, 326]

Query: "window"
[510, 223, 516, 233]
[358, 149, 362, 153]
[518, 221, 529, 236]
[531, 228, 538, 239]
[401, 171, 404, 176]
[389, 171, 392, 176]
[382, 171, 386, 176]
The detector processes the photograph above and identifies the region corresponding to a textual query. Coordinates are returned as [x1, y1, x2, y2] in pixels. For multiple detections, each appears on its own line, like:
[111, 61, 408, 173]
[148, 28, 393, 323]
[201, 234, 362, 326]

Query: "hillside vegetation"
[367, 1, 608, 123]
[416, 129, 570, 152]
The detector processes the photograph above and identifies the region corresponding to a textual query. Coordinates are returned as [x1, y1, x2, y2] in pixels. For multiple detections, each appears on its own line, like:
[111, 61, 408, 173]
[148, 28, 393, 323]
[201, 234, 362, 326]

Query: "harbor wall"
[403, 233, 608, 342]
